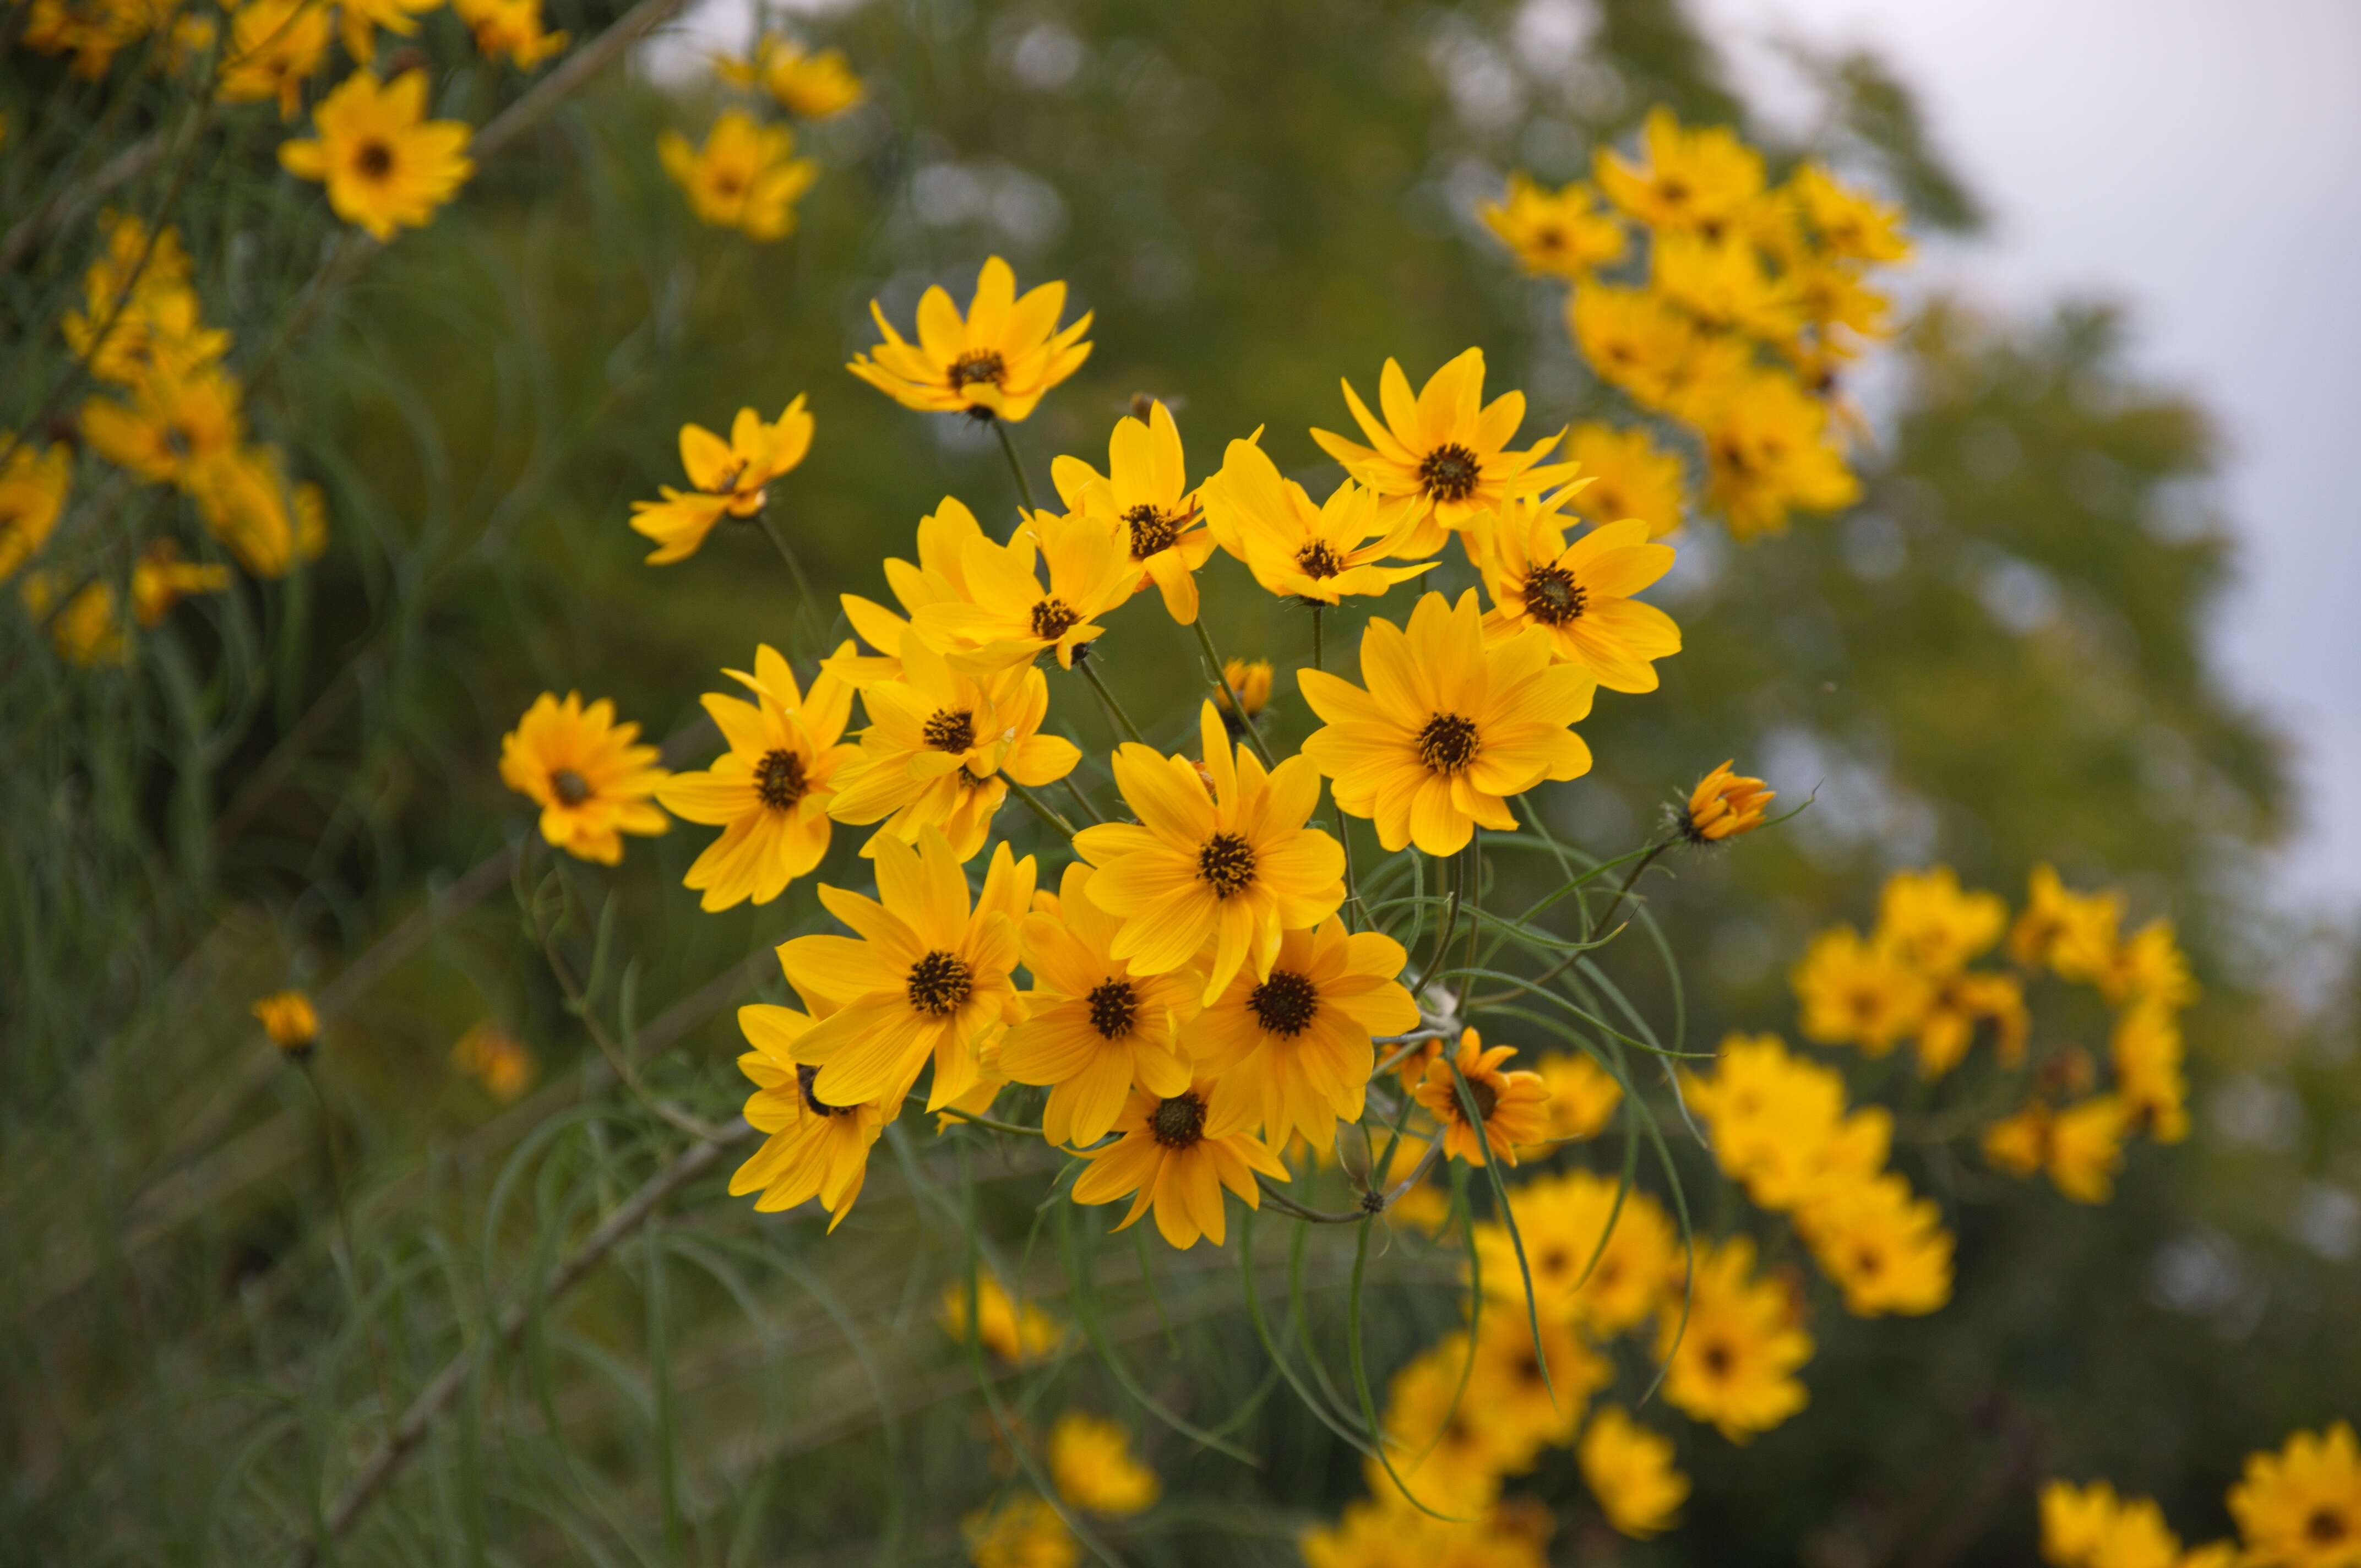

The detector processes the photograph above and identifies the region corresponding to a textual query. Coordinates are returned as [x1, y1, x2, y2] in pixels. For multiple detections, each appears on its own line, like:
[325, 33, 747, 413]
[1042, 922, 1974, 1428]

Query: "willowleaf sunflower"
[1051, 398, 1216, 624]
[2227, 1423, 2361, 1568]
[1472, 500, 1681, 693]
[847, 256, 1092, 422]
[628, 399, 814, 564]
[912, 509, 1136, 672]
[826, 497, 992, 687]
[1197, 437, 1432, 604]
[1411, 1027, 1551, 1166]
[731, 996, 888, 1231]
[497, 692, 670, 864]
[657, 110, 818, 241]
[278, 70, 475, 242]
[1068, 1076, 1287, 1249]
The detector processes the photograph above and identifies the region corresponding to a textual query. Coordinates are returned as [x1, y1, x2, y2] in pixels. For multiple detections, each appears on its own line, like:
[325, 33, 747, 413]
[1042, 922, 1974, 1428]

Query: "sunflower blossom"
[454, 0, 569, 68]
[912, 509, 1136, 672]
[498, 692, 670, 864]
[1561, 422, 1685, 536]
[1072, 701, 1344, 1005]
[1580, 1408, 1689, 1539]
[659, 111, 818, 241]
[848, 256, 1093, 422]
[1472, 496, 1680, 692]
[1298, 589, 1595, 856]
[0, 437, 72, 581]
[1594, 106, 1766, 238]
[1198, 437, 1432, 604]
[1051, 398, 1216, 624]
[1047, 1412, 1160, 1516]
[731, 995, 889, 1231]
[826, 497, 993, 687]
[716, 34, 865, 118]
[628, 398, 814, 564]
[1656, 1235, 1813, 1442]
[2227, 1423, 2361, 1568]
[1481, 172, 1628, 280]
[278, 70, 475, 242]
[1412, 1027, 1551, 1167]
[1070, 1076, 1287, 1249]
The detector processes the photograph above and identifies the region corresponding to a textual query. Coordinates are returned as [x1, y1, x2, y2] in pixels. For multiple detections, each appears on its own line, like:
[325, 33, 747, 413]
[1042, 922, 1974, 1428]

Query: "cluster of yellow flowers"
[1792, 863, 2196, 1204]
[2042, 1423, 2361, 1568]
[963, 1408, 1160, 1568]
[1482, 108, 1912, 538]
[660, 32, 864, 241]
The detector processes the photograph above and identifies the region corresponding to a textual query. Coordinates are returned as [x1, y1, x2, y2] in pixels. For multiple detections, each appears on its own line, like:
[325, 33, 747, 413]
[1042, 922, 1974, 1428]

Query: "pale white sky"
[1693, 0, 2361, 912]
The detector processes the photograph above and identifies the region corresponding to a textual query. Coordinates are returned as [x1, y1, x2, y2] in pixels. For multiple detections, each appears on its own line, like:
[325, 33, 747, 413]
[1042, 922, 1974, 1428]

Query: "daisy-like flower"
[2112, 1003, 2190, 1142]
[1677, 759, 1775, 843]
[0, 437, 72, 581]
[1698, 368, 1860, 540]
[828, 634, 1081, 859]
[253, 990, 320, 1057]
[80, 367, 244, 486]
[962, 1496, 1076, 1568]
[716, 34, 865, 118]
[777, 831, 1032, 1111]
[1214, 657, 1272, 721]
[1412, 1027, 1551, 1166]
[2008, 863, 2123, 980]
[1534, 1050, 1623, 1144]
[1651, 231, 1804, 346]
[912, 509, 1136, 671]
[278, 70, 475, 242]
[1594, 106, 1766, 238]
[335, 0, 442, 66]
[1917, 970, 2029, 1079]
[1472, 1169, 1676, 1333]
[1480, 173, 1629, 280]
[1047, 1413, 1160, 1516]
[1875, 865, 2006, 976]
[1788, 162, 1912, 264]
[2228, 1423, 2361, 1568]
[130, 539, 230, 627]
[1073, 702, 1345, 1005]
[938, 1275, 1065, 1363]
[1310, 349, 1578, 557]
[1191, 916, 1417, 1153]
[627, 398, 815, 564]
[658, 111, 819, 242]
[730, 995, 889, 1231]
[1297, 589, 1596, 857]
[828, 497, 992, 687]
[1000, 864, 1197, 1148]
[450, 1022, 534, 1101]
[217, 0, 331, 119]
[498, 692, 670, 864]
[453, 0, 569, 68]
[1656, 1235, 1813, 1443]
[1456, 1308, 1613, 1466]
[1070, 1076, 1288, 1249]
[20, 574, 127, 666]
[1197, 437, 1432, 604]
[1051, 398, 1217, 624]
[1562, 422, 1685, 537]
[1580, 1408, 1689, 1539]
[1793, 1172, 1952, 1316]
[1364, 1343, 1520, 1516]
[654, 643, 857, 910]
[1569, 284, 1703, 413]
[1472, 498, 1680, 693]
[848, 256, 1093, 423]
[1791, 924, 1933, 1055]
[186, 444, 328, 578]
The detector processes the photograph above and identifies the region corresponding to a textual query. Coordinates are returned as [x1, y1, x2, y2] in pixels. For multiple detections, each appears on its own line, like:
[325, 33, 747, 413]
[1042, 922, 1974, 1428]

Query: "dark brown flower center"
[1151, 1090, 1206, 1148]
[1086, 978, 1138, 1039]
[949, 349, 1006, 390]
[354, 139, 395, 182]
[2306, 1509, 2348, 1545]
[1124, 504, 1182, 559]
[1294, 539, 1342, 579]
[796, 1063, 855, 1117]
[1248, 970, 1319, 1036]
[1658, 177, 1691, 208]
[1416, 712, 1481, 774]
[1028, 597, 1080, 641]
[1700, 1340, 1733, 1380]
[956, 765, 992, 791]
[1448, 1075, 1499, 1124]
[906, 950, 972, 1016]
[1521, 564, 1587, 625]
[1417, 442, 1481, 503]
[551, 767, 591, 805]
[754, 747, 807, 810]
[922, 707, 975, 752]
[1533, 226, 1564, 251]
[1196, 831, 1257, 897]
[1853, 1244, 1885, 1278]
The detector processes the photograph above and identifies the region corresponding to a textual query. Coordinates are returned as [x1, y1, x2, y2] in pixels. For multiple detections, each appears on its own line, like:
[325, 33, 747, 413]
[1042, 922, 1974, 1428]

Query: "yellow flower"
[2228, 1423, 2361, 1568]
[1579, 1407, 1688, 1539]
[1215, 657, 1272, 720]
[23, 0, 164, 78]
[654, 643, 856, 910]
[497, 692, 671, 864]
[450, 1022, 534, 1101]
[1698, 369, 1860, 539]
[939, 1275, 1065, 1363]
[0, 437, 72, 582]
[186, 444, 328, 577]
[1532, 1050, 1621, 1145]
[912, 509, 1137, 672]
[1050, 398, 1216, 624]
[279, 70, 475, 242]
[1456, 1308, 1612, 1465]
[217, 0, 332, 119]
[1069, 1075, 1288, 1249]
[716, 35, 865, 118]
[848, 256, 1094, 423]
[1001, 864, 1198, 1148]
[1472, 500, 1680, 693]
[1916, 970, 2030, 1078]
[828, 497, 994, 687]
[1560, 422, 1684, 537]
[335, 0, 442, 66]
[1792, 924, 1934, 1055]
[2046, 1096, 2130, 1204]
[252, 990, 319, 1055]
[1073, 701, 1344, 1005]
[130, 539, 230, 627]
[1302, 1499, 1552, 1568]
[2043, 1479, 2128, 1567]
[1298, 589, 1595, 857]
[1657, 1235, 1811, 1442]
[1413, 1028, 1551, 1167]
[1650, 231, 1803, 345]
[1047, 1412, 1159, 1516]
[732, 996, 889, 1230]
[1595, 107, 1765, 238]
[1683, 1033, 1889, 1213]
[829, 636, 1081, 859]
[2009, 864, 2124, 981]
[80, 368, 243, 487]
[779, 832, 1031, 1111]
[657, 111, 818, 242]
[65, 267, 229, 389]
[1875, 865, 2007, 976]
[453, 0, 568, 68]
[1480, 173, 1628, 279]
[1473, 1169, 1675, 1335]
[1568, 284, 1703, 413]
[1191, 916, 1417, 1153]
[1365, 1342, 1520, 1516]
[1311, 349, 1578, 556]
[962, 1495, 1077, 1568]
[21, 572, 128, 666]
[2039, 1482, 2208, 1568]
[1788, 162, 1912, 264]
[1678, 760, 1774, 843]
[2113, 1003, 2190, 1142]
[1198, 437, 1432, 604]
[1794, 1172, 1952, 1316]
[627, 398, 814, 564]
[2102, 918, 2199, 1011]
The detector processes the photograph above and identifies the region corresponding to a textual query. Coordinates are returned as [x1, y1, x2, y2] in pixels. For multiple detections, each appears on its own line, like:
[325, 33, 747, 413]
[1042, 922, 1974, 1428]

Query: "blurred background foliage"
[4, 0, 2357, 1562]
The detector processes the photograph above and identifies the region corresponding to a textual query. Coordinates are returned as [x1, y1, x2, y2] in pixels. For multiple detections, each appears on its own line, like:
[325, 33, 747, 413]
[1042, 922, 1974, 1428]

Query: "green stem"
[1061, 774, 1106, 825]
[1311, 605, 1325, 672]
[754, 508, 825, 654]
[1189, 617, 1275, 766]
[1007, 780, 1078, 839]
[1076, 658, 1145, 745]
[989, 416, 1039, 518]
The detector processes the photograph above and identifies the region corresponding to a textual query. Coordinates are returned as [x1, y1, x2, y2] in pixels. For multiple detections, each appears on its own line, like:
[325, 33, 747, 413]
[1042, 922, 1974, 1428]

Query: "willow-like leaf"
[1446, 1056, 1554, 1411]
[1343, 1213, 1468, 1523]
[1234, 1206, 1379, 1457]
